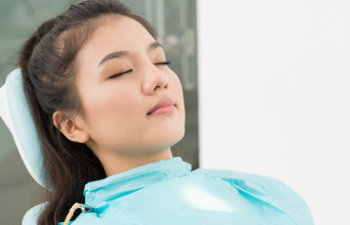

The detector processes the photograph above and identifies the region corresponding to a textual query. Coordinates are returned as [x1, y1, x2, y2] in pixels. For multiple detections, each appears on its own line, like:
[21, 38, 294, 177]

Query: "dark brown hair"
[17, 0, 173, 224]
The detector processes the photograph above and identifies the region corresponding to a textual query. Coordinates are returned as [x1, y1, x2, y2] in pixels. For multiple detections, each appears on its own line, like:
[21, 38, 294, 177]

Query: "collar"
[84, 157, 192, 206]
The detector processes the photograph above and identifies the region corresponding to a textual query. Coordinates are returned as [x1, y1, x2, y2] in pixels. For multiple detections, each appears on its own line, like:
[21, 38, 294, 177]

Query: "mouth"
[147, 97, 176, 115]
[147, 104, 176, 116]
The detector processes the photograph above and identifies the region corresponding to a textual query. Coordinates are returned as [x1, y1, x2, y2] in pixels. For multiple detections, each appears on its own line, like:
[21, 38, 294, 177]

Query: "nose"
[142, 62, 169, 94]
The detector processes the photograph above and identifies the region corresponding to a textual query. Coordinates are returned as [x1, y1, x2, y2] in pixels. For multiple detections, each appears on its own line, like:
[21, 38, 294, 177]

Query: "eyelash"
[155, 61, 171, 66]
[109, 61, 171, 79]
[109, 69, 132, 79]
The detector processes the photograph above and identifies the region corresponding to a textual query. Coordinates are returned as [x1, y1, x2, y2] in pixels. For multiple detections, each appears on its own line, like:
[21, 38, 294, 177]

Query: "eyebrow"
[98, 41, 163, 67]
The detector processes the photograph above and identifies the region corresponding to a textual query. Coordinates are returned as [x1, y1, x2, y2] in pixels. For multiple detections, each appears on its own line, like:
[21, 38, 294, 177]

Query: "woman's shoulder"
[190, 168, 298, 201]
[191, 167, 292, 193]
[190, 168, 315, 225]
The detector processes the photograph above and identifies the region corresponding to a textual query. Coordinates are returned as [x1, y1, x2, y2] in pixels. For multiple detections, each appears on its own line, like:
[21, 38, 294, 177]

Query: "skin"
[53, 15, 186, 177]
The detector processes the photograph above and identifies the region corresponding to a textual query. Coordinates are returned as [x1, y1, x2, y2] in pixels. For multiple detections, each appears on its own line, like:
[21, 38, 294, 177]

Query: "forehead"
[80, 15, 156, 57]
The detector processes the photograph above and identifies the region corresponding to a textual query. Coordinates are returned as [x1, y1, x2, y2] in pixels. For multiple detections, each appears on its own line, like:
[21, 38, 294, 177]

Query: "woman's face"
[74, 15, 185, 161]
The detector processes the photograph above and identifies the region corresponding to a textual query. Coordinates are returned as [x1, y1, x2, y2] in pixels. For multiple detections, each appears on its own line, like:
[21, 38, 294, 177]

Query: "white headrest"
[0, 69, 46, 188]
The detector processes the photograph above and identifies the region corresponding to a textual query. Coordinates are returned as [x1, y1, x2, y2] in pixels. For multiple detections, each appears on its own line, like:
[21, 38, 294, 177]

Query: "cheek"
[167, 71, 185, 123]
[80, 82, 144, 148]
[83, 84, 136, 122]
[171, 73, 184, 105]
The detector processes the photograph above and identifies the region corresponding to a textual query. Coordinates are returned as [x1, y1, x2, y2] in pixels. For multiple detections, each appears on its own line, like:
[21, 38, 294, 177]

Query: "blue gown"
[59, 157, 314, 225]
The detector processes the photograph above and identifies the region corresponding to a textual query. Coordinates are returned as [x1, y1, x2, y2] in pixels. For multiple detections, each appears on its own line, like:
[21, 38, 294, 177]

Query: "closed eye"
[109, 69, 132, 79]
[155, 61, 171, 66]
[109, 61, 171, 79]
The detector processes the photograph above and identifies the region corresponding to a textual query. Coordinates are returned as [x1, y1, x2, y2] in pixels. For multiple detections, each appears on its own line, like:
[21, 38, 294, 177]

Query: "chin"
[160, 127, 185, 146]
[171, 126, 186, 145]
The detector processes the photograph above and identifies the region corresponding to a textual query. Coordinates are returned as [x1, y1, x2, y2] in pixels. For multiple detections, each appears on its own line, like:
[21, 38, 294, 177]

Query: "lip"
[147, 97, 175, 115]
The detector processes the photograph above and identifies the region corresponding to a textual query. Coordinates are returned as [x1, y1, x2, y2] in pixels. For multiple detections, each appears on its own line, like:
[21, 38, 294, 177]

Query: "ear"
[52, 111, 90, 143]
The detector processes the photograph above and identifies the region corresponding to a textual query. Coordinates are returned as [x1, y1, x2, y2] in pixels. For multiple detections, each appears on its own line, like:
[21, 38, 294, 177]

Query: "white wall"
[197, 1, 350, 225]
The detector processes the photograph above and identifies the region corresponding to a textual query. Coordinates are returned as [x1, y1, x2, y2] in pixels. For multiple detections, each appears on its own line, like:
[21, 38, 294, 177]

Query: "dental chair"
[0, 69, 49, 225]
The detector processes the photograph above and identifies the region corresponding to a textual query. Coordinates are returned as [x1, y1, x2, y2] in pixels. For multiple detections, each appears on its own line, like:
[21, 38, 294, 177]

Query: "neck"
[97, 148, 173, 177]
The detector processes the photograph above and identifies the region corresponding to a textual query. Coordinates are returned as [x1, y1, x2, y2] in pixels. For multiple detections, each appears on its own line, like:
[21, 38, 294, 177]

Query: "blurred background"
[1, 0, 349, 225]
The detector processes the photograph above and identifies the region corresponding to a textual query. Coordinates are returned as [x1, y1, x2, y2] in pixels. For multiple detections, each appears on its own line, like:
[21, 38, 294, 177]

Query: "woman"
[11, 0, 314, 224]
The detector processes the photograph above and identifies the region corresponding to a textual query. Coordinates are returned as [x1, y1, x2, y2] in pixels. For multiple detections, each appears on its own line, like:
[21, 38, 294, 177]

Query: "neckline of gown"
[84, 156, 192, 206]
